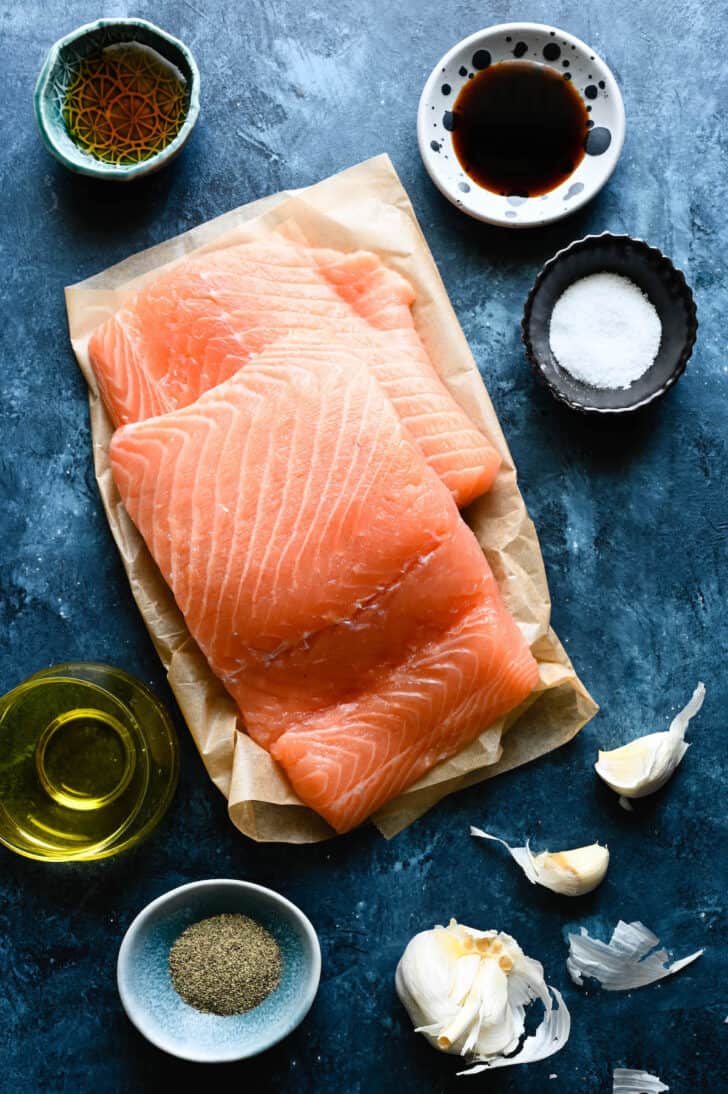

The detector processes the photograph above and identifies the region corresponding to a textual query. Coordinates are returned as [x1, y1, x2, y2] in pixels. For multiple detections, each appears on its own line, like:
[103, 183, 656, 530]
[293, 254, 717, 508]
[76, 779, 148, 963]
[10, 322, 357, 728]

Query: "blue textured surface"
[1, 2, 726, 1091]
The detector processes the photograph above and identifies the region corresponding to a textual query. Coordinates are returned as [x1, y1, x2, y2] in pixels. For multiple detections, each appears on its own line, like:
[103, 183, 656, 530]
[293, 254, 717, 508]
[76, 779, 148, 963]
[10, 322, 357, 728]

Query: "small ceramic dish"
[418, 22, 625, 227]
[34, 18, 200, 181]
[117, 879, 321, 1063]
[522, 234, 698, 413]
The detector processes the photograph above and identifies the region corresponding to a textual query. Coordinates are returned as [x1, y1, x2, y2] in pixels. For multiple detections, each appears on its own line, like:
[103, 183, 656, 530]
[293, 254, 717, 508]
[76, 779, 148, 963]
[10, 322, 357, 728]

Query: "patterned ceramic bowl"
[34, 18, 200, 181]
[418, 23, 625, 227]
[117, 879, 321, 1062]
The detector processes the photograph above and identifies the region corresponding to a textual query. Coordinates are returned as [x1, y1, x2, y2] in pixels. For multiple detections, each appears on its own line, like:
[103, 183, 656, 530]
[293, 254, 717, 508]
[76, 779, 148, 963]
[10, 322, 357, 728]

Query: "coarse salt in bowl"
[522, 234, 698, 413]
[548, 272, 663, 390]
[417, 23, 625, 227]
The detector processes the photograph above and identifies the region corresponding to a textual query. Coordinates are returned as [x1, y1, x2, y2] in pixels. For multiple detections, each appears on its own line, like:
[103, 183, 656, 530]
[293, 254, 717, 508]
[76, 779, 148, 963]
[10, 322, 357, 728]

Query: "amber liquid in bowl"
[451, 61, 589, 197]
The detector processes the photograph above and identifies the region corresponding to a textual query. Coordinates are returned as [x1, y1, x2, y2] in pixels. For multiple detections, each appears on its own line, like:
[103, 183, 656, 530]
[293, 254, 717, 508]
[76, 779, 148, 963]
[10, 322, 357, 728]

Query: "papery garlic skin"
[395, 919, 570, 1073]
[595, 682, 705, 799]
[613, 1067, 669, 1092]
[567, 919, 703, 991]
[471, 829, 609, 896]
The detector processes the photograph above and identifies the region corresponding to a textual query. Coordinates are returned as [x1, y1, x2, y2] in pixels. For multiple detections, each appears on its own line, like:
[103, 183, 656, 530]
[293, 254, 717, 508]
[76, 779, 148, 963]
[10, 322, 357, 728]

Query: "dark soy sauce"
[451, 61, 589, 197]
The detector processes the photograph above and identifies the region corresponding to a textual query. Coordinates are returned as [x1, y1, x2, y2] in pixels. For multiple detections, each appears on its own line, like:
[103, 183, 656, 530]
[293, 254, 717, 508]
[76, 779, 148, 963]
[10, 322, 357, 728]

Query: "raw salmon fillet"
[109, 334, 538, 833]
[91, 238, 500, 507]
[272, 596, 536, 833]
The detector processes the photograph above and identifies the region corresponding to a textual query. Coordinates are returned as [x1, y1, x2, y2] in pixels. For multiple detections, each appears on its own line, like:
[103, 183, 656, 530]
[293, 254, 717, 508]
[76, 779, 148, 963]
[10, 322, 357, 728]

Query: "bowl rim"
[521, 232, 699, 413]
[417, 21, 626, 228]
[33, 17, 201, 181]
[116, 878, 322, 1063]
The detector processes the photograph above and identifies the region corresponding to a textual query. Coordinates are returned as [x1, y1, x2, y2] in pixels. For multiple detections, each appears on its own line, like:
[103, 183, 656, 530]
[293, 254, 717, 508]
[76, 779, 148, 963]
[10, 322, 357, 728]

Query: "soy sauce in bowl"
[451, 61, 589, 197]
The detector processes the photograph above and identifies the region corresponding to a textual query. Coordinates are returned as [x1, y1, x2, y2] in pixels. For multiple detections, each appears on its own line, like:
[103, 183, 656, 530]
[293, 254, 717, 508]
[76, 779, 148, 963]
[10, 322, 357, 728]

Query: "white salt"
[549, 272, 662, 389]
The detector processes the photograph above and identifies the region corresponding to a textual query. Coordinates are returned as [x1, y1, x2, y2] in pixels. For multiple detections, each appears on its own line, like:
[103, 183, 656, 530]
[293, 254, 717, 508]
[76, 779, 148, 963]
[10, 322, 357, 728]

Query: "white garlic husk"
[613, 1067, 669, 1092]
[471, 828, 609, 896]
[567, 919, 703, 991]
[595, 682, 705, 800]
[395, 919, 570, 1074]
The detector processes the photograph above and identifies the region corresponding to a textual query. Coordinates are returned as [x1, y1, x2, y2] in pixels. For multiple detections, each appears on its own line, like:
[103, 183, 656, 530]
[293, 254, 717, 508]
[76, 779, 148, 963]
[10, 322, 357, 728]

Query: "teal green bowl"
[33, 18, 200, 181]
[117, 879, 322, 1062]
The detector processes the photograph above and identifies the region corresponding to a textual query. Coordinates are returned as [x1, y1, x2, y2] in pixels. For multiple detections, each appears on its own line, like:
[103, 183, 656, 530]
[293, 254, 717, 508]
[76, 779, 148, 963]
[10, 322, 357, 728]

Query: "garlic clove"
[595, 682, 705, 799]
[446, 959, 511, 1057]
[531, 844, 610, 896]
[396, 919, 570, 1074]
[566, 919, 703, 991]
[613, 1067, 669, 1092]
[448, 952, 482, 1006]
[596, 732, 680, 798]
[471, 828, 609, 896]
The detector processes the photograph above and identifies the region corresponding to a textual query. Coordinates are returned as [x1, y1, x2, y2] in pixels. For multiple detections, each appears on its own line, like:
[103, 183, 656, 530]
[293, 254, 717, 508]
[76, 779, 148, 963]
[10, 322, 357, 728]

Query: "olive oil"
[62, 42, 188, 165]
[0, 663, 178, 861]
[451, 61, 589, 197]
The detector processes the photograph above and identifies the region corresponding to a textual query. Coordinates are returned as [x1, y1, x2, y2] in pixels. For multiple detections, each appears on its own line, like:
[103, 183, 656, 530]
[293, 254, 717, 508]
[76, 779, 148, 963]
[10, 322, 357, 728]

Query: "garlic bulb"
[595, 682, 705, 800]
[471, 828, 609, 896]
[613, 1068, 669, 1092]
[567, 919, 703, 991]
[395, 919, 570, 1074]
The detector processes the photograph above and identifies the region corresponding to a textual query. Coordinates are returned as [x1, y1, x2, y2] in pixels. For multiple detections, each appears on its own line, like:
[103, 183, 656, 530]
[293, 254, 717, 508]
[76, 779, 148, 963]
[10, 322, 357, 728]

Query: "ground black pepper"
[168, 913, 282, 1015]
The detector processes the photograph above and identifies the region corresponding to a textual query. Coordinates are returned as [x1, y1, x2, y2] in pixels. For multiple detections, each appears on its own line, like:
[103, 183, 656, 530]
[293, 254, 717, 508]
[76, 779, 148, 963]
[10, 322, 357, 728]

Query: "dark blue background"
[1, 2, 726, 1091]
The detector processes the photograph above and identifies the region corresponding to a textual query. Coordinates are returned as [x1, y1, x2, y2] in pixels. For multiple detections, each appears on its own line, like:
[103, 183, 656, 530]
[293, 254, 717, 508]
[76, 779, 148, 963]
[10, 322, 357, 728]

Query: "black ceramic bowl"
[522, 234, 697, 413]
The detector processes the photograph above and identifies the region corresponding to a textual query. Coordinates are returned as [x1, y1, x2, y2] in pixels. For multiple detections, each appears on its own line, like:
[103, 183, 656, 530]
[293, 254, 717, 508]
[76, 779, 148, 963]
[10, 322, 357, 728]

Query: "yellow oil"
[62, 42, 188, 165]
[0, 663, 178, 861]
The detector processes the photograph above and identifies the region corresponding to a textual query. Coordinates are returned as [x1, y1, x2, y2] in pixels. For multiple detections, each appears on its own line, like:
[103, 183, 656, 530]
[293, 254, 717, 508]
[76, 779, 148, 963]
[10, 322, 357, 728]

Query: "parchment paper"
[65, 154, 597, 842]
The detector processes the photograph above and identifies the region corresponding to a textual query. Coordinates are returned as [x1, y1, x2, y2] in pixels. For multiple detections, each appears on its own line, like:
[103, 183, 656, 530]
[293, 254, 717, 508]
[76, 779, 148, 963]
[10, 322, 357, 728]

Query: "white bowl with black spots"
[417, 23, 625, 228]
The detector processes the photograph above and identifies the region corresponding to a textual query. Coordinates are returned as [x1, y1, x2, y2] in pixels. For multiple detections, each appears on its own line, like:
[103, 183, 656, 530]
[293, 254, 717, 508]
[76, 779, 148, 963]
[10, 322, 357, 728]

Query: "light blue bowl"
[117, 879, 321, 1062]
[34, 18, 200, 181]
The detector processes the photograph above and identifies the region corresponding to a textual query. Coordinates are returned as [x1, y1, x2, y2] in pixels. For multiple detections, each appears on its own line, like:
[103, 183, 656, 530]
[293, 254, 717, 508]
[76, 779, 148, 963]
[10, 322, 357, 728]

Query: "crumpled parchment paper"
[65, 154, 597, 842]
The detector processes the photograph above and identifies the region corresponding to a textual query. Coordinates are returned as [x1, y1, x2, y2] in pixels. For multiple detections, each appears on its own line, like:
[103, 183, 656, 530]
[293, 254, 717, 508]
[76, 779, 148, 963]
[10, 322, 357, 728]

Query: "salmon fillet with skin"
[109, 334, 538, 833]
[91, 239, 501, 507]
